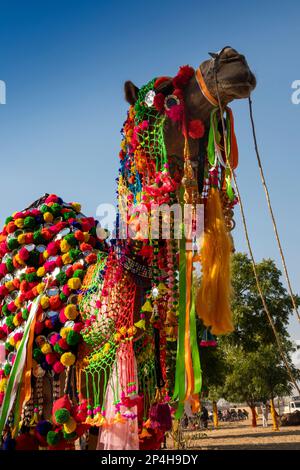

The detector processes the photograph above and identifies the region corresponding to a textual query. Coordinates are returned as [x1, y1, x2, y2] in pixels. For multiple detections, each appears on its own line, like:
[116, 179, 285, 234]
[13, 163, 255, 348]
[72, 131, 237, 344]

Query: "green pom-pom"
[33, 348, 43, 362]
[2, 304, 9, 316]
[22, 308, 29, 320]
[55, 408, 70, 424]
[90, 227, 97, 237]
[25, 272, 38, 283]
[40, 204, 49, 214]
[5, 342, 14, 352]
[63, 430, 77, 440]
[7, 238, 19, 250]
[19, 273, 26, 282]
[46, 431, 60, 446]
[51, 203, 62, 217]
[56, 272, 67, 286]
[24, 216, 36, 229]
[6, 259, 14, 273]
[5, 315, 14, 329]
[69, 249, 80, 262]
[66, 330, 80, 346]
[5, 216, 13, 225]
[73, 269, 84, 279]
[33, 230, 45, 244]
[63, 211, 76, 221]
[59, 292, 68, 302]
[4, 363, 11, 376]
[54, 343, 64, 355]
[64, 234, 76, 247]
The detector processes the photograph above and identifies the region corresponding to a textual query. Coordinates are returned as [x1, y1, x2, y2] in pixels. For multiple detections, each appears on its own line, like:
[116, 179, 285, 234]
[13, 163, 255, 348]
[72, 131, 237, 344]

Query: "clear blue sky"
[0, 0, 299, 338]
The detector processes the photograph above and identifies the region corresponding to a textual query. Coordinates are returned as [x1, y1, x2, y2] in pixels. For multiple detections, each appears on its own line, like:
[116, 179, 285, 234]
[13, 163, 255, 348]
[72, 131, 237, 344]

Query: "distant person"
[200, 406, 209, 429]
[261, 403, 269, 427]
[242, 409, 249, 419]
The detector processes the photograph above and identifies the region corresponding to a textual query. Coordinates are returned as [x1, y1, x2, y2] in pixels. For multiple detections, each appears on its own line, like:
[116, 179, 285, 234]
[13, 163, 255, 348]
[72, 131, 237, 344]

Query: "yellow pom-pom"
[40, 296, 49, 309]
[15, 254, 25, 265]
[43, 250, 49, 259]
[60, 239, 71, 253]
[61, 352, 76, 367]
[15, 218, 24, 228]
[5, 281, 14, 292]
[62, 253, 72, 265]
[83, 232, 90, 242]
[64, 304, 78, 320]
[9, 336, 15, 346]
[0, 378, 7, 392]
[71, 202, 81, 213]
[13, 315, 21, 327]
[67, 278, 81, 290]
[36, 282, 45, 294]
[41, 343, 52, 354]
[37, 267, 46, 277]
[60, 327, 72, 339]
[14, 297, 22, 309]
[103, 342, 110, 353]
[15, 340, 22, 350]
[43, 212, 53, 223]
[17, 234, 26, 244]
[63, 416, 77, 433]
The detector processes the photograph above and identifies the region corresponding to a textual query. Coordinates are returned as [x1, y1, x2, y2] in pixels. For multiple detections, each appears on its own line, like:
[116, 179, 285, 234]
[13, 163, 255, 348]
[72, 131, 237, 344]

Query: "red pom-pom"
[19, 247, 30, 261]
[58, 338, 69, 350]
[173, 65, 194, 89]
[74, 230, 84, 242]
[52, 361, 65, 374]
[188, 119, 205, 139]
[35, 321, 44, 335]
[153, 93, 165, 112]
[46, 352, 58, 365]
[154, 77, 170, 89]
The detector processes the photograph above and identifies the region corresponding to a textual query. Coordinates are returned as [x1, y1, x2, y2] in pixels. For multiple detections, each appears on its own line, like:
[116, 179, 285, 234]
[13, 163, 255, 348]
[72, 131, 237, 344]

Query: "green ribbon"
[0, 295, 41, 437]
[189, 294, 202, 394]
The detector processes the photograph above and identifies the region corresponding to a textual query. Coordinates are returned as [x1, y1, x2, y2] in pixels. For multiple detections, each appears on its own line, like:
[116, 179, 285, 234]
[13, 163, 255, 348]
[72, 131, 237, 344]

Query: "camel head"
[124, 47, 256, 161]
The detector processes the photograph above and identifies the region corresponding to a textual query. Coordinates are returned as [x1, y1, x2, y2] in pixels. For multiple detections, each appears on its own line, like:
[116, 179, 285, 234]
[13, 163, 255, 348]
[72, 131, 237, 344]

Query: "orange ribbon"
[195, 67, 218, 107]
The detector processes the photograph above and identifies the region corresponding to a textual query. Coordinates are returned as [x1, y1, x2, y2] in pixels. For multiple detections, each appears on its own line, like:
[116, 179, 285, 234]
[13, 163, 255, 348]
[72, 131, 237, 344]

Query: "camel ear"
[124, 81, 139, 105]
[154, 77, 173, 95]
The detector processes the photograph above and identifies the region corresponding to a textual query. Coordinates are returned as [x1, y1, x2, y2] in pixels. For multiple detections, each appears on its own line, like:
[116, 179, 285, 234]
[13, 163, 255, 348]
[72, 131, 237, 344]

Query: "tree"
[219, 253, 300, 428]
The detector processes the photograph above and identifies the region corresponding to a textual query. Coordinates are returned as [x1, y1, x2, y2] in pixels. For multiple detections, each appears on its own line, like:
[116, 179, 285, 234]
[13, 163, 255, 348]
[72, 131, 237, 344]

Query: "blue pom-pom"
[36, 420, 52, 436]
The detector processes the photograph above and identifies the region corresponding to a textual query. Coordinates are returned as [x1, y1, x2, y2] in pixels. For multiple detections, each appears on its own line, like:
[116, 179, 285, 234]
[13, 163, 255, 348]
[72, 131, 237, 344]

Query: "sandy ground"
[171, 417, 300, 450]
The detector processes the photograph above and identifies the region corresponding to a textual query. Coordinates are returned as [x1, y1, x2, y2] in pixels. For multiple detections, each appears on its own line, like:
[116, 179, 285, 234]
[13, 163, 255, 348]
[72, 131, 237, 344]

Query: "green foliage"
[199, 252, 299, 404]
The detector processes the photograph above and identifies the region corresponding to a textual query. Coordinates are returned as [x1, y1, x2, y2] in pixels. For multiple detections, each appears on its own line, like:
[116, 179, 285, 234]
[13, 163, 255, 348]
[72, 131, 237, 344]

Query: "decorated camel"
[0, 46, 255, 450]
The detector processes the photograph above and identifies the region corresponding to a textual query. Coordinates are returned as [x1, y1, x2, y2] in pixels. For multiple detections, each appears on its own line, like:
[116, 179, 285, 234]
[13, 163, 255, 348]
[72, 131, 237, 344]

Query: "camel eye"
[164, 94, 180, 110]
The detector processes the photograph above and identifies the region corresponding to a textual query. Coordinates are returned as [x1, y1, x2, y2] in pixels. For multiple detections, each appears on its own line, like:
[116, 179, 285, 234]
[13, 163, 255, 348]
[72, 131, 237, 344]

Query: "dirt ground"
[171, 417, 300, 450]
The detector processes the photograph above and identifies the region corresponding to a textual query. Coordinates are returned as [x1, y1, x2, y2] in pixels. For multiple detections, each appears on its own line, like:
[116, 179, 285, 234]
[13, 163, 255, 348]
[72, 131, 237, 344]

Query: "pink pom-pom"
[44, 260, 56, 273]
[47, 241, 58, 256]
[45, 194, 59, 204]
[19, 247, 30, 261]
[49, 333, 60, 346]
[53, 361, 65, 374]
[59, 310, 67, 324]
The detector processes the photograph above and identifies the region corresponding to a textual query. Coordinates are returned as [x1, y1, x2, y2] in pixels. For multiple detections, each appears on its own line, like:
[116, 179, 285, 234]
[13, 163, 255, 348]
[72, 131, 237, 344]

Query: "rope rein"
[248, 97, 300, 323]
[212, 65, 300, 395]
